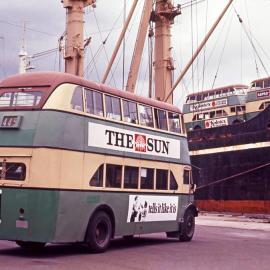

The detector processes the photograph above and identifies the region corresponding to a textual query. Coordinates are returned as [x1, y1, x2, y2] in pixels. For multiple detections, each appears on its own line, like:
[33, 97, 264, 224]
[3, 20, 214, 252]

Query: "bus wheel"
[86, 211, 112, 253]
[179, 209, 195, 242]
[15, 241, 46, 250]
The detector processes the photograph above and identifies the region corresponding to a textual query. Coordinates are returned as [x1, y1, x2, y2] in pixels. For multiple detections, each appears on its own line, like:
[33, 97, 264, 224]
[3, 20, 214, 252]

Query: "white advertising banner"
[190, 98, 227, 112]
[88, 122, 181, 159]
[205, 117, 228, 128]
[127, 195, 178, 223]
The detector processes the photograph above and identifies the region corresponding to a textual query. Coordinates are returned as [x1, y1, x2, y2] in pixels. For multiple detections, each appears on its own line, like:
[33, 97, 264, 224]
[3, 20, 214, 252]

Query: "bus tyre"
[15, 241, 46, 250]
[179, 209, 195, 242]
[86, 211, 112, 253]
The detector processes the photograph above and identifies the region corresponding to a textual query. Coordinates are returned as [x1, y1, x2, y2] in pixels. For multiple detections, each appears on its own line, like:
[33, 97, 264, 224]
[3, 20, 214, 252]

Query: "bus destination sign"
[257, 90, 270, 99]
[88, 122, 181, 159]
[0, 115, 22, 129]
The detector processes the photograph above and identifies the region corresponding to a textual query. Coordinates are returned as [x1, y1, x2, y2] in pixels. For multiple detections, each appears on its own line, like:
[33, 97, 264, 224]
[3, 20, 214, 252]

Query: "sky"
[0, 0, 270, 107]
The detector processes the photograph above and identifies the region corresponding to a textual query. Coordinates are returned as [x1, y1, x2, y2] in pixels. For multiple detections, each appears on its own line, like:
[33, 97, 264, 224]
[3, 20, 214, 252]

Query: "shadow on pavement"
[0, 235, 189, 258]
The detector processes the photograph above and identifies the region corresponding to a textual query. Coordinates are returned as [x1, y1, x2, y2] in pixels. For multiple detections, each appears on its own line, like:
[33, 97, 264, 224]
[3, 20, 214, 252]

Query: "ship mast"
[62, 0, 96, 77]
[151, 0, 180, 104]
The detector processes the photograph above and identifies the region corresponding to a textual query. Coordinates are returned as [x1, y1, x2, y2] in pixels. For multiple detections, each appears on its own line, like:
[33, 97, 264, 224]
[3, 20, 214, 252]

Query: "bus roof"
[186, 84, 248, 97]
[250, 77, 270, 84]
[0, 72, 181, 113]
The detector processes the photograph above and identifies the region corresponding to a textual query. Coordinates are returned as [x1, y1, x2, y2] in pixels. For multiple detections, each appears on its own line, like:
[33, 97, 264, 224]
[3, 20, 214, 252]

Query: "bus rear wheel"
[179, 209, 195, 242]
[86, 211, 112, 253]
[15, 241, 46, 250]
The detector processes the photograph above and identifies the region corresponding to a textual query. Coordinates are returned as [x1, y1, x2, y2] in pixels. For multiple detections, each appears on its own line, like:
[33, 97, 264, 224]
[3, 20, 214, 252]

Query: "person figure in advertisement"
[130, 196, 139, 222]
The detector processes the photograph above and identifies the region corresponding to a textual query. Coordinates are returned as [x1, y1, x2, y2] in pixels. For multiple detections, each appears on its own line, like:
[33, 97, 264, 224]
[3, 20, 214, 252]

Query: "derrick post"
[61, 0, 96, 77]
[151, 0, 180, 104]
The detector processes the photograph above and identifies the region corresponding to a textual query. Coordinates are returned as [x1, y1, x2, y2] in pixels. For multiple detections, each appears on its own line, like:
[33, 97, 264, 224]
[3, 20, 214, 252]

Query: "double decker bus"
[0, 72, 197, 252]
[245, 77, 270, 120]
[183, 85, 248, 131]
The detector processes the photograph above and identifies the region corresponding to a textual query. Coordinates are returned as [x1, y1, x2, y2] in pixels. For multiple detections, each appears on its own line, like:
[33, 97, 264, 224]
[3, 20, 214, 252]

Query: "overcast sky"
[0, 0, 270, 106]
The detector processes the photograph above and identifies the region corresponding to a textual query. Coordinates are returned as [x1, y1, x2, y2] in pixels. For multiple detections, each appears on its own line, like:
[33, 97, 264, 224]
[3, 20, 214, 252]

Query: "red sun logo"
[135, 134, 146, 152]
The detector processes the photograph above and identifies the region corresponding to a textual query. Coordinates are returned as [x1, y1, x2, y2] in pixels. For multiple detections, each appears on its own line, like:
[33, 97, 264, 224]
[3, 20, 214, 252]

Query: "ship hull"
[188, 105, 270, 214]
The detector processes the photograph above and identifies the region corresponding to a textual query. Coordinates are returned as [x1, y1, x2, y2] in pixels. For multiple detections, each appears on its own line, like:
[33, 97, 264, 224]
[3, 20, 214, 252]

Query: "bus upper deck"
[245, 77, 270, 120]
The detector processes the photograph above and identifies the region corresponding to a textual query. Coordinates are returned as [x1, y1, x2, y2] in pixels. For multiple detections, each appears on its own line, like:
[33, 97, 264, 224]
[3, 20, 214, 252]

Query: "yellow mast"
[62, 0, 96, 77]
[151, 0, 180, 104]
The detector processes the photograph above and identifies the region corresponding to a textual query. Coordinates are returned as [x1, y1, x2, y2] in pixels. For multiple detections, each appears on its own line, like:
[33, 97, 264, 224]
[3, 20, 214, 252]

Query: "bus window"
[189, 96, 195, 103]
[105, 164, 122, 188]
[124, 166, 139, 189]
[139, 104, 154, 127]
[0, 161, 26, 181]
[204, 112, 210, 119]
[89, 164, 104, 187]
[156, 169, 168, 190]
[264, 80, 270, 88]
[170, 172, 178, 190]
[140, 168, 154, 189]
[216, 110, 223, 117]
[209, 92, 215, 100]
[202, 93, 209, 100]
[154, 108, 168, 130]
[85, 89, 104, 116]
[210, 111, 215, 118]
[192, 114, 197, 121]
[71, 86, 83, 111]
[168, 112, 181, 133]
[215, 91, 221, 98]
[105, 95, 121, 121]
[231, 107, 236, 113]
[0, 91, 42, 107]
[196, 95, 202, 101]
[123, 100, 138, 124]
[183, 169, 190, 185]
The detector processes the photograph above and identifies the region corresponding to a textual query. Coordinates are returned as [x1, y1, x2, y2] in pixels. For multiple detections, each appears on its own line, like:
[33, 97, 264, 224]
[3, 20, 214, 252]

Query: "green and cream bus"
[245, 77, 270, 120]
[183, 85, 248, 131]
[0, 72, 197, 252]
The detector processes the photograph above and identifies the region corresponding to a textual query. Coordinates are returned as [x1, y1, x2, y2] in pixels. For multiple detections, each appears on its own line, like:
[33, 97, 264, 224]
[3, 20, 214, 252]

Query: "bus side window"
[89, 164, 104, 187]
[85, 89, 104, 116]
[124, 166, 139, 189]
[139, 104, 154, 127]
[105, 95, 121, 121]
[169, 171, 178, 190]
[0, 162, 26, 181]
[123, 100, 138, 124]
[140, 168, 154, 189]
[168, 112, 181, 133]
[105, 164, 122, 188]
[183, 169, 190, 185]
[154, 108, 168, 130]
[71, 86, 83, 111]
[156, 169, 168, 190]
[231, 107, 236, 113]
[210, 111, 215, 118]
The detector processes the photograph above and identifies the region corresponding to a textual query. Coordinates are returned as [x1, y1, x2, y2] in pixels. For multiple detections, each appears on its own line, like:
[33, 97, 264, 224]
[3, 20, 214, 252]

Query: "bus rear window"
[0, 162, 26, 181]
[0, 91, 42, 107]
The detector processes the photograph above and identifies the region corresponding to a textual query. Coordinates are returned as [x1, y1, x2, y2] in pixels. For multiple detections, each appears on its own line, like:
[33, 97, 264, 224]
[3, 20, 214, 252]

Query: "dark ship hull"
[188, 105, 270, 214]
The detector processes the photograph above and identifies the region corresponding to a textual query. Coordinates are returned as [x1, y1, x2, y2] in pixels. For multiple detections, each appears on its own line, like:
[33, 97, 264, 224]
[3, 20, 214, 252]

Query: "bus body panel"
[0, 187, 59, 243]
[53, 191, 192, 242]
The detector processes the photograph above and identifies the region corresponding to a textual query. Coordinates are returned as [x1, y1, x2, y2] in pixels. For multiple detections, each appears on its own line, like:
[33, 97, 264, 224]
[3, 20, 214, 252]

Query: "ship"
[184, 78, 270, 214]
